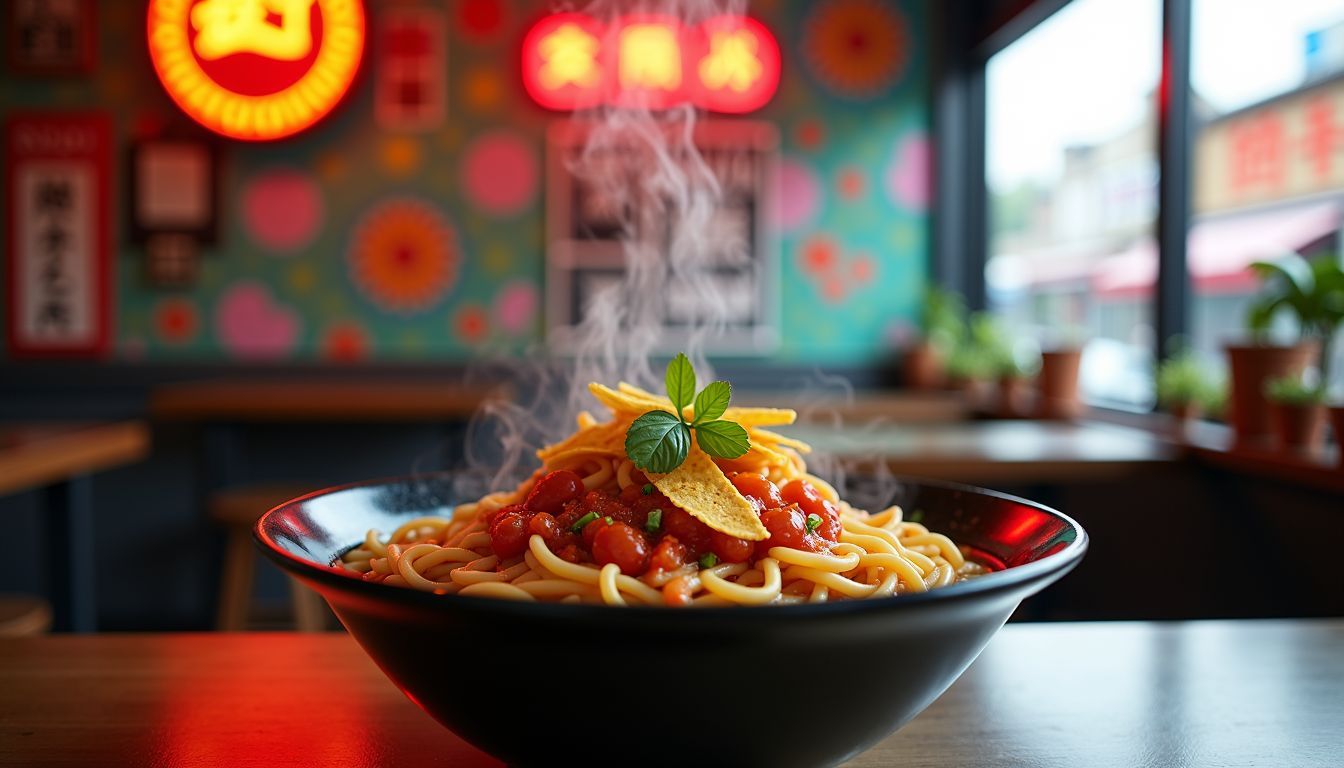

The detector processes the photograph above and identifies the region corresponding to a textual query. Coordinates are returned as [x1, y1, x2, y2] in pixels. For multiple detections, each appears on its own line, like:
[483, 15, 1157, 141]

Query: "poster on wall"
[376, 8, 447, 131]
[7, 0, 96, 74]
[545, 120, 779, 355]
[5, 114, 111, 358]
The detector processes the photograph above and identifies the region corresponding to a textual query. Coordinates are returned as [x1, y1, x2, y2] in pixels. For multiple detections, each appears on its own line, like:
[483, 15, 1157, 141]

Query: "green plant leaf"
[692, 381, 732, 425]
[693, 419, 750, 459]
[665, 353, 696, 413]
[625, 411, 691, 473]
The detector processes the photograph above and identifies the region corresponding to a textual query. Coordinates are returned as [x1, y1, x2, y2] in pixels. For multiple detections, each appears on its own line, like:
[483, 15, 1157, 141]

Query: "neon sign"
[522, 13, 779, 114]
[147, 0, 365, 141]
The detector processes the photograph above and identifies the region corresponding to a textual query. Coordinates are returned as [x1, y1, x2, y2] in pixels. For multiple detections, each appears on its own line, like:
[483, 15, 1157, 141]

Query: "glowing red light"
[521, 12, 779, 113]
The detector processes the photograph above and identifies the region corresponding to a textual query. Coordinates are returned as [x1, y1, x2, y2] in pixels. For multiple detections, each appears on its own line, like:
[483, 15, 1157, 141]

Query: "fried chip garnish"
[748, 427, 812, 454]
[648, 446, 768, 541]
[721, 406, 796, 427]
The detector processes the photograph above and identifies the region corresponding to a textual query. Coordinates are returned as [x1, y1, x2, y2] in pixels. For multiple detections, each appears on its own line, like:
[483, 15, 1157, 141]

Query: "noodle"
[340, 389, 988, 606]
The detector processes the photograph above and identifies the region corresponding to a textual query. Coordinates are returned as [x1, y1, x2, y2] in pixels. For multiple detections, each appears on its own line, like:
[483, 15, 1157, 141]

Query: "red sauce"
[486, 470, 838, 578]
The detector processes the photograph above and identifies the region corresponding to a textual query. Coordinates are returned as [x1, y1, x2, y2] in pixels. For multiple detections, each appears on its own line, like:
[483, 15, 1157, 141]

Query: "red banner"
[5, 114, 112, 358]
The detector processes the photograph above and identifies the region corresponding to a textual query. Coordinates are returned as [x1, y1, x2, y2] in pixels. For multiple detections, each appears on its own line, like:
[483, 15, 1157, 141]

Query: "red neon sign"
[521, 13, 779, 114]
[147, 0, 365, 141]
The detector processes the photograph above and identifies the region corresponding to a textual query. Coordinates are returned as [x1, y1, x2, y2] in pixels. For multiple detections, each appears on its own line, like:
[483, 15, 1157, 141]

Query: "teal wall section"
[1, 0, 930, 365]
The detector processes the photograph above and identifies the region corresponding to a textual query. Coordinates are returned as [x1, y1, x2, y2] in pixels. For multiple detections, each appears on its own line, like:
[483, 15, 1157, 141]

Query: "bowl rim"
[255, 472, 1088, 622]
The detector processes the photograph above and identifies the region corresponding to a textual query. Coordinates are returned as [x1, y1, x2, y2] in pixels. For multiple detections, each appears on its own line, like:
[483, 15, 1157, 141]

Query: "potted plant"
[1037, 346, 1083, 420]
[1156, 349, 1218, 436]
[1264, 374, 1327, 453]
[904, 284, 966, 390]
[1225, 253, 1342, 445]
[963, 313, 1033, 417]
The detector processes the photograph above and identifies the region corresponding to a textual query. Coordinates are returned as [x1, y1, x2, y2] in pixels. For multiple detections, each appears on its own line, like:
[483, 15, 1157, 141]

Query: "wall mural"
[1, 0, 929, 365]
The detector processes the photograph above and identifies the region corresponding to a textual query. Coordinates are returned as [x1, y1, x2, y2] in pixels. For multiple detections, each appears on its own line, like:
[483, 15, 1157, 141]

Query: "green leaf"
[664, 353, 696, 413]
[692, 381, 732, 424]
[693, 419, 750, 459]
[625, 411, 691, 473]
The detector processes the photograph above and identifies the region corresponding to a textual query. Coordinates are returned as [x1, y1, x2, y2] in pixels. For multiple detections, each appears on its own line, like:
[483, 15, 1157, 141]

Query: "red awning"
[1090, 200, 1341, 299]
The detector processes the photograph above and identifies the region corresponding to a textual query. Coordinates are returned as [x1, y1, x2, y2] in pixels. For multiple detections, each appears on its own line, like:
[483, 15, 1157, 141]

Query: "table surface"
[0, 421, 150, 497]
[787, 419, 1178, 484]
[149, 380, 501, 421]
[1, 620, 1338, 767]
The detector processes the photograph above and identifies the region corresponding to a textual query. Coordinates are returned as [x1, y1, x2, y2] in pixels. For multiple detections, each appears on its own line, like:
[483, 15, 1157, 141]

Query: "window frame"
[933, 0, 1194, 409]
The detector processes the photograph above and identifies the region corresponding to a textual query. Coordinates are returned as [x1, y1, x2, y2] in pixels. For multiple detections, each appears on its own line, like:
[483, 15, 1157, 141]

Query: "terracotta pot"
[997, 376, 1030, 418]
[1269, 401, 1326, 453]
[1037, 348, 1083, 420]
[903, 341, 945, 390]
[1224, 343, 1317, 446]
[1329, 406, 1344, 469]
[1168, 401, 1202, 441]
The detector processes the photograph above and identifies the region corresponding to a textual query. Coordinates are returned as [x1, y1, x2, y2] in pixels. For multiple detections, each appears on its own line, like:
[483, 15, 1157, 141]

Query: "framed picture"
[375, 8, 447, 131]
[7, 0, 96, 74]
[5, 113, 111, 358]
[544, 120, 780, 355]
[127, 139, 218, 244]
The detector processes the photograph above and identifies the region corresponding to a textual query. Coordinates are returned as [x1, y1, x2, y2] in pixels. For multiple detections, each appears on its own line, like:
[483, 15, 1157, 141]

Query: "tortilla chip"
[722, 406, 796, 427]
[649, 446, 767, 541]
[544, 446, 625, 466]
[588, 382, 679, 417]
[749, 427, 812, 454]
[537, 419, 624, 461]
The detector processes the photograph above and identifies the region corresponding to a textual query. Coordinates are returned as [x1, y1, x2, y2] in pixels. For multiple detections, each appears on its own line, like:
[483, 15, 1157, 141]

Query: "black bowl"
[256, 474, 1086, 768]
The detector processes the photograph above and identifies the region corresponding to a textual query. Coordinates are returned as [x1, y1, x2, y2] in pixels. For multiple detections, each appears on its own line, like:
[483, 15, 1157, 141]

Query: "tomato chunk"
[592, 522, 650, 576]
[730, 473, 783, 513]
[525, 470, 586, 514]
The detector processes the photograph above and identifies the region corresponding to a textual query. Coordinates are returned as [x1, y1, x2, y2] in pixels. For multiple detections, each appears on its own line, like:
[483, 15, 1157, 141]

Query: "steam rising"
[452, 0, 897, 512]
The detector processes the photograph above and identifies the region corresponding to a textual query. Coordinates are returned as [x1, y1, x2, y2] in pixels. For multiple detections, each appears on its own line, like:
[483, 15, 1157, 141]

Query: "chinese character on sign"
[1229, 114, 1286, 193]
[190, 0, 317, 61]
[699, 30, 763, 93]
[619, 24, 682, 91]
[538, 23, 601, 90]
[1301, 97, 1336, 179]
[34, 179, 73, 331]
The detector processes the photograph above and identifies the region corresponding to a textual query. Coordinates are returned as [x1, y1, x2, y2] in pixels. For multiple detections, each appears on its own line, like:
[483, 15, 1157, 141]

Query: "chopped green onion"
[805, 513, 822, 534]
[642, 483, 654, 495]
[604, 516, 614, 525]
[699, 552, 719, 569]
[646, 508, 663, 534]
[570, 511, 599, 532]
[908, 509, 925, 524]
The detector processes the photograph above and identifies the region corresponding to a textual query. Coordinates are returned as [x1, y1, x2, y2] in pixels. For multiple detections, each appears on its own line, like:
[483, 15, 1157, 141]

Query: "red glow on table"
[521, 12, 779, 113]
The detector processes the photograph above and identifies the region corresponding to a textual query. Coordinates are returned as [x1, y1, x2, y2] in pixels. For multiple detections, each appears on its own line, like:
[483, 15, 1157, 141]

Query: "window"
[985, 0, 1163, 408]
[1189, 0, 1344, 384]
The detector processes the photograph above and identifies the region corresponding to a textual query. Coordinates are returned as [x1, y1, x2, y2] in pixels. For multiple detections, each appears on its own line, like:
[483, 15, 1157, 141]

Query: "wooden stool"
[211, 484, 328, 632]
[0, 595, 53, 636]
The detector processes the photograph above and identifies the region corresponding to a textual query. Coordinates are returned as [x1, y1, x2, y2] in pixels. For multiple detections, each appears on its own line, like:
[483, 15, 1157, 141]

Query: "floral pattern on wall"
[1, 0, 929, 365]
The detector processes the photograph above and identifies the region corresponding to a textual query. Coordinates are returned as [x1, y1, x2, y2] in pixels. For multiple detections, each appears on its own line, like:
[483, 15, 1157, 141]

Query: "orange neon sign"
[147, 0, 365, 141]
[522, 13, 779, 114]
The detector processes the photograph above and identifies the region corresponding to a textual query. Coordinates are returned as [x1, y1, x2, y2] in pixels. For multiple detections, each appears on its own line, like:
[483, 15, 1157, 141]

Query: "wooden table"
[150, 380, 500, 422]
[787, 420, 1178, 484]
[0, 422, 150, 632]
[1, 620, 1338, 767]
[150, 378, 501, 491]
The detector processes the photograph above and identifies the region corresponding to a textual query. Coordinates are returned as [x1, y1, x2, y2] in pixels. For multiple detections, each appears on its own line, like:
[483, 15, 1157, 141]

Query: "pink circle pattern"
[462, 131, 539, 216]
[241, 169, 324, 253]
[773, 157, 821, 235]
[215, 281, 300, 359]
[493, 280, 539, 335]
[886, 132, 931, 211]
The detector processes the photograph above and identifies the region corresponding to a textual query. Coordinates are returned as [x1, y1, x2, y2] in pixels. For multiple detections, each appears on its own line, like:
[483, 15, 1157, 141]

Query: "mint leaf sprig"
[624, 353, 750, 474]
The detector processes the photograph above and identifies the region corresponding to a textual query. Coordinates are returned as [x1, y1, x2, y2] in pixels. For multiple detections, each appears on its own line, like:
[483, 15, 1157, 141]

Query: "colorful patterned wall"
[1, 0, 930, 365]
